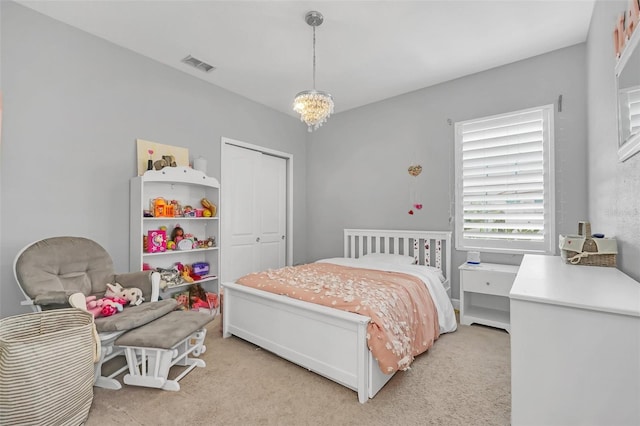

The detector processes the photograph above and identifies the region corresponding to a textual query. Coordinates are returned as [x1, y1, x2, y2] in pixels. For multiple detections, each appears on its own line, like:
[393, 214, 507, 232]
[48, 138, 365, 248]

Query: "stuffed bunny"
[105, 282, 144, 306]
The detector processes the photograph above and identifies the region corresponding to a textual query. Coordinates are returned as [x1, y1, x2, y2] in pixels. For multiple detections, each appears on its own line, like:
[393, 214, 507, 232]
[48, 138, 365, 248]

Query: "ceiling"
[18, 0, 596, 117]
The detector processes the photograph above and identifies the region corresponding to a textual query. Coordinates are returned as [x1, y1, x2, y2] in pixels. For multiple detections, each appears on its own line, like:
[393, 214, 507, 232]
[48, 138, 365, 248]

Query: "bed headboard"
[344, 229, 452, 291]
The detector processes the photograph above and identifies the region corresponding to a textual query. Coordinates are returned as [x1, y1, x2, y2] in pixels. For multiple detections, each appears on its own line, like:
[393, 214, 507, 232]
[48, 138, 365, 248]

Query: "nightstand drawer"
[462, 270, 515, 297]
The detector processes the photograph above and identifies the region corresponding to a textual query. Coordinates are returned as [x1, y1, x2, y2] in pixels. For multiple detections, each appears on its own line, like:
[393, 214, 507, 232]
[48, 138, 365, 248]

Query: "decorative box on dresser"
[459, 262, 519, 332]
[510, 254, 640, 426]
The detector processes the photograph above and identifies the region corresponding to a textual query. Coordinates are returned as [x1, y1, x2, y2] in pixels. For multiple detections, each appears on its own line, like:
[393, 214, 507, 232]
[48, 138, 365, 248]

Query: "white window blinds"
[626, 87, 640, 134]
[454, 105, 555, 254]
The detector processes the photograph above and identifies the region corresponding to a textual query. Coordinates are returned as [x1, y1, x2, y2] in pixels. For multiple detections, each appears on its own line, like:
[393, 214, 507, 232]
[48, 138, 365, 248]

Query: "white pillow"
[361, 253, 417, 265]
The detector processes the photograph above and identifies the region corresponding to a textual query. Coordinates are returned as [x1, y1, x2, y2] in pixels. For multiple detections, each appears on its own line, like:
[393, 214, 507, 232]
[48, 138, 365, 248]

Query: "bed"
[222, 229, 456, 403]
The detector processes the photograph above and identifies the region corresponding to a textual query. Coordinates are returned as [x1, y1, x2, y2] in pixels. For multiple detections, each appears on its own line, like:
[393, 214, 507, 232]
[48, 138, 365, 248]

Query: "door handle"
[281, 235, 285, 240]
[256, 237, 261, 242]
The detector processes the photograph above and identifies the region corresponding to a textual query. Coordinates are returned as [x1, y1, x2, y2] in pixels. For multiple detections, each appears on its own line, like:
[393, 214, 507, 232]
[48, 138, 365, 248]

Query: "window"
[454, 105, 555, 254]
[622, 86, 640, 135]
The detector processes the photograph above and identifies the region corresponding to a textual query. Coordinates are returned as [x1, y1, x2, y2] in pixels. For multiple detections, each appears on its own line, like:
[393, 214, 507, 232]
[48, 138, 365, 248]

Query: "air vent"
[181, 55, 216, 73]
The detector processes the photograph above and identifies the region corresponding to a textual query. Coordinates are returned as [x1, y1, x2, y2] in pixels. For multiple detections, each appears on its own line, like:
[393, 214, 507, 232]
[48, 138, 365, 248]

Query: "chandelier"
[293, 11, 334, 132]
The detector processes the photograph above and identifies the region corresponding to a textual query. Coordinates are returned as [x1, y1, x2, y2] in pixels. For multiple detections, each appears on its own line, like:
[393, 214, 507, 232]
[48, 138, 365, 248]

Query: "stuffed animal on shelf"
[105, 283, 144, 306]
[200, 198, 217, 217]
[153, 155, 177, 170]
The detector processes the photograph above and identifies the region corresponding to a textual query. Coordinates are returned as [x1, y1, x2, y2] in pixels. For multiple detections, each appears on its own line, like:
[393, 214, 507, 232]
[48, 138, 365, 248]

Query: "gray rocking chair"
[14, 236, 178, 390]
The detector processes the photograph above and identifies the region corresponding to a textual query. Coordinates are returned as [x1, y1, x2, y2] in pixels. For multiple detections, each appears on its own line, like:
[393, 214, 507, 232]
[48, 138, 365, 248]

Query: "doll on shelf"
[171, 225, 184, 244]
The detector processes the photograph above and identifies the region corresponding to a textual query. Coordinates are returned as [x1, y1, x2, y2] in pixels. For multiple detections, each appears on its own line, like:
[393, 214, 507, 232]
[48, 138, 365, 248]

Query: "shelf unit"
[459, 262, 519, 332]
[130, 167, 220, 304]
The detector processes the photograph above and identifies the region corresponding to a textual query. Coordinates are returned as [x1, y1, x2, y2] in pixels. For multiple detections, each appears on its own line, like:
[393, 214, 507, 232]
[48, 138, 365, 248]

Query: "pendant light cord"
[312, 24, 317, 90]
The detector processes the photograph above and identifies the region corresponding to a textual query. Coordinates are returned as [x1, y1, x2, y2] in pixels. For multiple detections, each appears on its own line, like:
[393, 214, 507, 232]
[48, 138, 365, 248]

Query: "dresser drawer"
[462, 270, 515, 297]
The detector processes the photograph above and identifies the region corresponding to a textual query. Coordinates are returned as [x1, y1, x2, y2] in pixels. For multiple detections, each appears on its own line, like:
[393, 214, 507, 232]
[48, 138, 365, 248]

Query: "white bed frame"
[222, 229, 452, 403]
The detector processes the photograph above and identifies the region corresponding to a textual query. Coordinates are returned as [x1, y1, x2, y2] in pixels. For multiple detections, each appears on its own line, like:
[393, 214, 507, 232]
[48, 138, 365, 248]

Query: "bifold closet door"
[257, 154, 286, 271]
[226, 144, 286, 282]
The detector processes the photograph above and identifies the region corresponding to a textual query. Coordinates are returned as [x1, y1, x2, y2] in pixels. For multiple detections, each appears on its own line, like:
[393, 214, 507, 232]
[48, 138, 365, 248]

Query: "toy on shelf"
[200, 198, 217, 217]
[173, 229, 195, 250]
[176, 262, 203, 282]
[153, 154, 177, 170]
[171, 225, 184, 244]
[177, 239, 194, 250]
[175, 262, 194, 284]
[170, 200, 182, 217]
[152, 198, 175, 218]
[156, 267, 182, 290]
[188, 284, 218, 312]
[192, 262, 209, 276]
[147, 229, 167, 253]
[183, 205, 196, 217]
[145, 196, 218, 219]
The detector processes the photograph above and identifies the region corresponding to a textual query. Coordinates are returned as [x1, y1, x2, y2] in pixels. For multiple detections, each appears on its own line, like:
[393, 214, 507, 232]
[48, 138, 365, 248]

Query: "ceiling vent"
[181, 55, 216, 73]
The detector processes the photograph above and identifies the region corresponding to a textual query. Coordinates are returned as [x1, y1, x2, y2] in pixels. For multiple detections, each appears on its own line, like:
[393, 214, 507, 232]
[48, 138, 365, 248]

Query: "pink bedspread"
[236, 262, 440, 373]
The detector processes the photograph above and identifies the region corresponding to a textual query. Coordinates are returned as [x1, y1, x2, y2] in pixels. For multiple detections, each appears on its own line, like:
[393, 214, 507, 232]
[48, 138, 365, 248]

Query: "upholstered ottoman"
[115, 310, 214, 391]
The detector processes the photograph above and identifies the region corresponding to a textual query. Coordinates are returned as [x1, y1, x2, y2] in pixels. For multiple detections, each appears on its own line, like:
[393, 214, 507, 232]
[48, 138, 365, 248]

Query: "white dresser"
[510, 255, 640, 426]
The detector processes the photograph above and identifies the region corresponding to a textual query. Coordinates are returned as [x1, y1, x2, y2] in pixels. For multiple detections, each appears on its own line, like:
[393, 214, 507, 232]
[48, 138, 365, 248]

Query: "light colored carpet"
[86, 316, 510, 425]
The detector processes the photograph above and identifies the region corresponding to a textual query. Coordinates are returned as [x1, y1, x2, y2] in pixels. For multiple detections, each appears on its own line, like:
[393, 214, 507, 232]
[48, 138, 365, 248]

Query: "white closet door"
[227, 145, 261, 282]
[226, 144, 287, 282]
[258, 154, 286, 271]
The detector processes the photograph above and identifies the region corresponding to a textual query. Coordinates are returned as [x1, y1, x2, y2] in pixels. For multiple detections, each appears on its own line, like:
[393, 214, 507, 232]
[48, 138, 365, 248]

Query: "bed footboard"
[223, 281, 390, 403]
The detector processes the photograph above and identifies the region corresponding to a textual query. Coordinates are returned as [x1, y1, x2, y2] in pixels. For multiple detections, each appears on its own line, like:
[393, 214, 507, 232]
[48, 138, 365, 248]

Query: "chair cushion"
[15, 237, 116, 299]
[115, 311, 214, 349]
[94, 299, 178, 332]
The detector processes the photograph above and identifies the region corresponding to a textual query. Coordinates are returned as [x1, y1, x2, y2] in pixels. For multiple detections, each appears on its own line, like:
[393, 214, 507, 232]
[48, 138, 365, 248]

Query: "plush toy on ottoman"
[68, 281, 144, 318]
[105, 283, 144, 306]
[68, 293, 127, 318]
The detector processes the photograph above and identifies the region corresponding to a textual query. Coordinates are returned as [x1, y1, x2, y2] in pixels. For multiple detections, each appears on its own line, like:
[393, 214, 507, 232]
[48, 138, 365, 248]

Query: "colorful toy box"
[192, 262, 209, 276]
[147, 229, 167, 253]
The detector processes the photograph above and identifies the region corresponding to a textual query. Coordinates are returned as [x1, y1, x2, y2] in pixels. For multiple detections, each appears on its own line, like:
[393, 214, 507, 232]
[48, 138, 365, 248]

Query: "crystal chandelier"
[293, 11, 334, 132]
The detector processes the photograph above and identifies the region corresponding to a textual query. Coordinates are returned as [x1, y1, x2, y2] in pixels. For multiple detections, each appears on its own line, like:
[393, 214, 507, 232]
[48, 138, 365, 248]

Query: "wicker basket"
[560, 221, 617, 267]
[0, 309, 95, 426]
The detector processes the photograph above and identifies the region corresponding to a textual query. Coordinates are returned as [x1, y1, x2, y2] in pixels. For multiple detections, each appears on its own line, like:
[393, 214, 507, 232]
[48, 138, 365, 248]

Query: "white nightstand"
[459, 262, 519, 332]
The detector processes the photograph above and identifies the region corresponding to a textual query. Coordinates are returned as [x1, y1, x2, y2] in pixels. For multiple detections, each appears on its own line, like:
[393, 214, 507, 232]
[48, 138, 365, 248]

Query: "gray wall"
[587, 0, 640, 281]
[0, 2, 307, 317]
[307, 44, 588, 301]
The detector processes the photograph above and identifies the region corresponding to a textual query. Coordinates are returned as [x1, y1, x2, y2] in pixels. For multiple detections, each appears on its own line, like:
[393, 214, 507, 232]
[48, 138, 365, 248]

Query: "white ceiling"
[18, 0, 595, 117]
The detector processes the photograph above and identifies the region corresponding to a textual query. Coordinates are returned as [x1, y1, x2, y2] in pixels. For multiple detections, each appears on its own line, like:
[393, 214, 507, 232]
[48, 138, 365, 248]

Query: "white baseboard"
[451, 298, 460, 311]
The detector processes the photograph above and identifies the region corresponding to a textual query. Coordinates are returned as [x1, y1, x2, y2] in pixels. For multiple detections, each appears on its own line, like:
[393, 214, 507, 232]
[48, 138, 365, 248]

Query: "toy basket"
[559, 221, 617, 267]
[0, 309, 95, 425]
